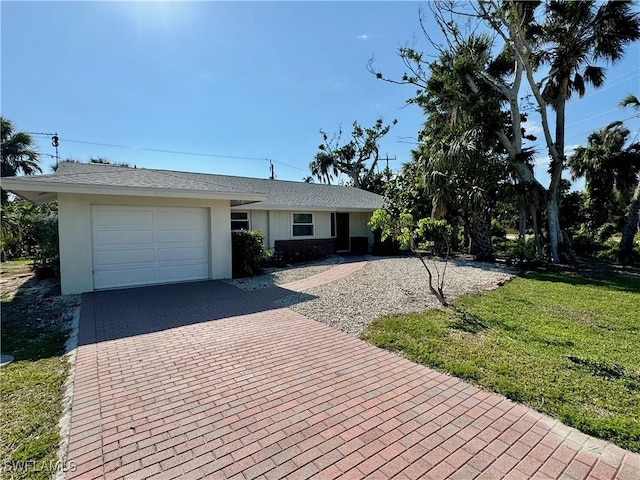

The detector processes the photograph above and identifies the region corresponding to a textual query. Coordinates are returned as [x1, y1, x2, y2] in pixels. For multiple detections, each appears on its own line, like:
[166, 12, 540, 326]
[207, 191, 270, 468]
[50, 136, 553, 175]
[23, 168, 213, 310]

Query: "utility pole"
[52, 133, 59, 166]
[28, 131, 60, 166]
[383, 154, 396, 171]
[269, 160, 275, 180]
[382, 154, 396, 181]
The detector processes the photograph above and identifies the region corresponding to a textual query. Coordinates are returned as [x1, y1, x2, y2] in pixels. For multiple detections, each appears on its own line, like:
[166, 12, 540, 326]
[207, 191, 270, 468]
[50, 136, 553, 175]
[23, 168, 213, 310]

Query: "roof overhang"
[231, 204, 380, 212]
[0, 179, 267, 205]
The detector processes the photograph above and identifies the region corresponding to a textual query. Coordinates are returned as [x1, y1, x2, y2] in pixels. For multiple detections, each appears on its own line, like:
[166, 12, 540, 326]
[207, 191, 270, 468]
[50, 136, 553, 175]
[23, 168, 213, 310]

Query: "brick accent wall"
[274, 238, 337, 263]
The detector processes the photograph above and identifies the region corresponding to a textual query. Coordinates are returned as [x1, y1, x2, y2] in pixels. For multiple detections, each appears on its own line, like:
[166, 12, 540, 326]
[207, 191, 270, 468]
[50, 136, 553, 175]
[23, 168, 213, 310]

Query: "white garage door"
[92, 205, 209, 289]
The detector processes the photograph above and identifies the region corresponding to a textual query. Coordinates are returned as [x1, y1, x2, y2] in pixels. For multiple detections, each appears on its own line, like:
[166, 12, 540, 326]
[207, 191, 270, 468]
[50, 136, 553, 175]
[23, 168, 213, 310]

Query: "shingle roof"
[175, 171, 383, 211]
[3, 162, 383, 211]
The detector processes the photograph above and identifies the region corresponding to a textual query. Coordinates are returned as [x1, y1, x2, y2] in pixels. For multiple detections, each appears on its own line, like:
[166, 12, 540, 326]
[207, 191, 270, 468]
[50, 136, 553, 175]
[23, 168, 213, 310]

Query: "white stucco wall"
[249, 210, 269, 247]
[57, 193, 232, 294]
[349, 211, 374, 244]
[238, 209, 374, 250]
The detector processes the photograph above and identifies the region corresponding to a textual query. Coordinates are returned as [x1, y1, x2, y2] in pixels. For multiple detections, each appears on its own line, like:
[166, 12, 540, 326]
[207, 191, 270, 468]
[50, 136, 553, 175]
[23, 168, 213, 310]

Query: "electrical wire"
[59, 137, 271, 162]
[565, 107, 620, 129]
[29, 135, 312, 174]
[568, 70, 639, 102]
[565, 114, 639, 141]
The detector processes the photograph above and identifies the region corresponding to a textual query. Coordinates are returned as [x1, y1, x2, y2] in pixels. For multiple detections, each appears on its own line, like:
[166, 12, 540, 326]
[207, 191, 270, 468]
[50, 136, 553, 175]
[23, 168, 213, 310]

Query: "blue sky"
[2, 1, 639, 190]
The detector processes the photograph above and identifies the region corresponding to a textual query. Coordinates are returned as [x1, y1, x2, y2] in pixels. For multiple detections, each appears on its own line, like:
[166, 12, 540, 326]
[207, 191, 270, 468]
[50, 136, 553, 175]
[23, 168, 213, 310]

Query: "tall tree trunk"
[531, 202, 543, 255]
[619, 178, 640, 265]
[467, 210, 494, 262]
[549, 81, 570, 263]
[450, 216, 461, 252]
[519, 204, 527, 242]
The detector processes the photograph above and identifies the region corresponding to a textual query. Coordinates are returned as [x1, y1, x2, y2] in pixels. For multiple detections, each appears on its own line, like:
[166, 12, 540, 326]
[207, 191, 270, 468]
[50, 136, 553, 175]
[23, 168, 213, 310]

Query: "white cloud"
[533, 155, 550, 166]
[356, 34, 369, 40]
[521, 118, 543, 136]
[564, 144, 580, 158]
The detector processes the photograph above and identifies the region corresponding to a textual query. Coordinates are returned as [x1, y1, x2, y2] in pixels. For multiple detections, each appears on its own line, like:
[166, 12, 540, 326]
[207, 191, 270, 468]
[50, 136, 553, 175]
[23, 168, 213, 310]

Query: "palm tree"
[618, 94, 640, 264]
[540, 0, 640, 261]
[1, 117, 40, 178]
[422, 127, 508, 262]
[412, 33, 515, 262]
[619, 93, 640, 111]
[568, 121, 640, 231]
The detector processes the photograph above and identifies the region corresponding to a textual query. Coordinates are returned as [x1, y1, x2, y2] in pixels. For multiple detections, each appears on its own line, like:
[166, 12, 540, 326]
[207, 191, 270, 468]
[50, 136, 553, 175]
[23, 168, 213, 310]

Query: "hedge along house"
[2, 162, 383, 294]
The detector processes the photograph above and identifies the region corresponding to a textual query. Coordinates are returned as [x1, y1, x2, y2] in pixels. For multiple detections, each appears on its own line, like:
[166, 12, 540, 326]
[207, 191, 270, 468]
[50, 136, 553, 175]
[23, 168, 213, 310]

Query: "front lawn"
[1, 262, 79, 480]
[361, 272, 640, 452]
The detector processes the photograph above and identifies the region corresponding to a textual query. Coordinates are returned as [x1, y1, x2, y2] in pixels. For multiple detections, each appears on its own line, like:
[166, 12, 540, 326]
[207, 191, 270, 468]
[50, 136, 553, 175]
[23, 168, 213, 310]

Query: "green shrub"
[596, 222, 617, 243]
[231, 230, 265, 278]
[415, 218, 452, 256]
[571, 226, 604, 257]
[0, 200, 59, 268]
[31, 213, 59, 271]
[491, 219, 507, 239]
[508, 238, 543, 268]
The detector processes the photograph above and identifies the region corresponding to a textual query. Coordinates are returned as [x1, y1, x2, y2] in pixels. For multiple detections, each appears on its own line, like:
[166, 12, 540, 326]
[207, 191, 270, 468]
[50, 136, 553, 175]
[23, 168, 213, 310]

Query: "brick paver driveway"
[66, 276, 639, 479]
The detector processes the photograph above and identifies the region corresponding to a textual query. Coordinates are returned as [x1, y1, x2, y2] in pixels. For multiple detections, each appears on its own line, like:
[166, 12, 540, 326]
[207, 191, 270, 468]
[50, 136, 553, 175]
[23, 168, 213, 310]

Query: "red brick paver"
[65, 271, 639, 479]
[278, 258, 368, 292]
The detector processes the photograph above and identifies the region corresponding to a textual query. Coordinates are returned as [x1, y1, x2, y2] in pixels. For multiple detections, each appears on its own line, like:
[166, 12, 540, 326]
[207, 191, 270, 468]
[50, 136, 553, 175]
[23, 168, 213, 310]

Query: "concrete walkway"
[65, 262, 639, 479]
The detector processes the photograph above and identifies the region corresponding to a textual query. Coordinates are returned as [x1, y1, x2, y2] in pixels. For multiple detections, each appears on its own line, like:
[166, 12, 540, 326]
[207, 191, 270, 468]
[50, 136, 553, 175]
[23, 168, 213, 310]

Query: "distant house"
[2, 162, 382, 294]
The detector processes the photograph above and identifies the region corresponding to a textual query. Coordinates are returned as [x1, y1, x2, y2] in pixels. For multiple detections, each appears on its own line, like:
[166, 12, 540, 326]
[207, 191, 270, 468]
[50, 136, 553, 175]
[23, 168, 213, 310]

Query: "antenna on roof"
[268, 159, 275, 180]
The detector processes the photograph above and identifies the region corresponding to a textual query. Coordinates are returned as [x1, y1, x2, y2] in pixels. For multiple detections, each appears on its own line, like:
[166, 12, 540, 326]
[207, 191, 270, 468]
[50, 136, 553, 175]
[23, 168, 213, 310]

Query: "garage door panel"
[155, 246, 207, 262]
[92, 208, 154, 227]
[155, 263, 208, 280]
[156, 228, 207, 244]
[94, 229, 155, 246]
[94, 268, 156, 289]
[94, 248, 155, 266]
[92, 206, 210, 289]
[155, 209, 207, 226]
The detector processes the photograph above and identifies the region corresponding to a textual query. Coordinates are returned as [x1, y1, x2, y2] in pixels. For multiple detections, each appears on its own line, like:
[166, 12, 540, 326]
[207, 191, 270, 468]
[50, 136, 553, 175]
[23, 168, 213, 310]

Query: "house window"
[231, 212, 249, 231]
[292, 213, 314, 237]
[330, 212, 336, 238]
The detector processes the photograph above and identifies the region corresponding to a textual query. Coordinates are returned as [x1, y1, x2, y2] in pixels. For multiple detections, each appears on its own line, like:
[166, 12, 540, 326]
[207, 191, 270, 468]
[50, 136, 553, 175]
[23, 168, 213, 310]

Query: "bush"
[491, 219, 507, 239]
[0, 200, 59, 268]
[507, 238, 544, 268]
[596, 222, 617, 243]
[231, 230, 264, 278]
[570, 226, 607, 258]
[415, 218, 452, 256]
[32, 213, 59, 271]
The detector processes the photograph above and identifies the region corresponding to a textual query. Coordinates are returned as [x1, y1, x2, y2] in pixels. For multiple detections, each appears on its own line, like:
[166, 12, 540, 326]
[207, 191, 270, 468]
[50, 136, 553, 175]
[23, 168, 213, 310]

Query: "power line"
[566, 107, 619, 128]
[31, 135, 311, 175]
[28, 131, 59, 165]
[59, 137, 271, 162]
[565, 113, 639, 141]
[567, 71, 639, 103]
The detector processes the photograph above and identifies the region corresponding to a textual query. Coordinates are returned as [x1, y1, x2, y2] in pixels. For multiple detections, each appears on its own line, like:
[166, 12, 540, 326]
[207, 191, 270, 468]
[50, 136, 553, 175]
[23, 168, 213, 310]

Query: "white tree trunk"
[619, 178, 640, 264]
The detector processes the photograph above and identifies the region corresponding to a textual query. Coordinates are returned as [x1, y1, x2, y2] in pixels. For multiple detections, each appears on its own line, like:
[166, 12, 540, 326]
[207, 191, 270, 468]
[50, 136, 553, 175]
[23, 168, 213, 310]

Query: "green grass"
[1, 359, 69, 480]
[361, 272, 640, 452]
[1, 271, 74, 480]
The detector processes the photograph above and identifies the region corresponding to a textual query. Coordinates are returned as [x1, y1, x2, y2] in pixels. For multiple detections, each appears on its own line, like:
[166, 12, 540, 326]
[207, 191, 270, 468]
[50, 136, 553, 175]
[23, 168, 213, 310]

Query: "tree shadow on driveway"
[79, 280, 316, 345]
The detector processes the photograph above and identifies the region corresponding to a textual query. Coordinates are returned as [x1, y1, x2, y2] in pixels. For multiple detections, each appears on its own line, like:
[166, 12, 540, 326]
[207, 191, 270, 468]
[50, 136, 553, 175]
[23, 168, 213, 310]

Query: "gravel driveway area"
[278, 255, 514, 336]
[224, 255, 344, 290]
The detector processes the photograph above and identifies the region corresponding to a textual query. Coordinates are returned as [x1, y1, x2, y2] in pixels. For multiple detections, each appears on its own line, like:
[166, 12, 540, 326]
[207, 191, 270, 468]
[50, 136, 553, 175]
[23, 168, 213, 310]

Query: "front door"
[336, 213, 350, 251]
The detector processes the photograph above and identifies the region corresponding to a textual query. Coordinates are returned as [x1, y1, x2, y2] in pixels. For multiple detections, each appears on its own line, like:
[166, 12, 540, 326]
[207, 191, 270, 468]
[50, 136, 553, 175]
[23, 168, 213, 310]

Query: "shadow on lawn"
[0, 274, 75, 363]
[521, 270, 640, 294]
